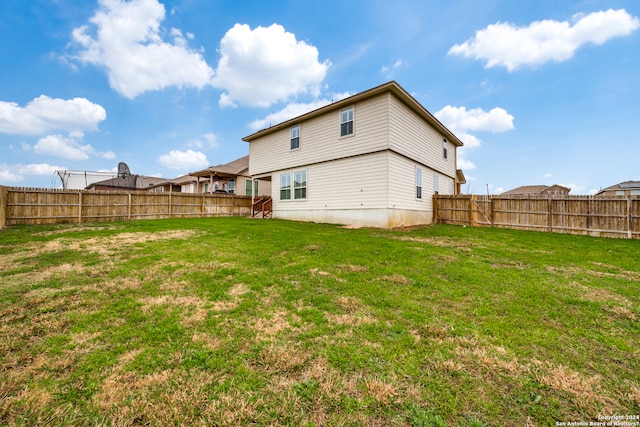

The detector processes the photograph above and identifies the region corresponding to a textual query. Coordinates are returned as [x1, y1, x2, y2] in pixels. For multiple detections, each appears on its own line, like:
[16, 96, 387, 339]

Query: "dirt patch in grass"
[337, 264, 369, 273]
[324, 312, 377, 327]
[335, 296, 364, 313]
[308, 268, 347, 283]
[29, 229, 199, 257]
[94, 368, 219, 426]
[191, 331, 221, 350]
[33, 225, 125, 236]
[447, 335, 624, 416]
[250, 310, 295, 340]
[378, 274, 413, 285]
[253, 343, 309, 373]
[590, 262, 640, 281]
[570, 281, 634, 306]
[388, 235, 479, 251]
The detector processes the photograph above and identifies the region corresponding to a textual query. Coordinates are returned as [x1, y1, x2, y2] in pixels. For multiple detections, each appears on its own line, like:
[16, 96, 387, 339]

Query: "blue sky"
[1, 0, 639, 194]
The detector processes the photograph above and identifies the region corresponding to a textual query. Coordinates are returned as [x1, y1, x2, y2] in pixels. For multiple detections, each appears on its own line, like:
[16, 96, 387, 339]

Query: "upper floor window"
[340, 107, 354, 137]
[290, 125, 300, 150]
[443, 138, 448, 159]
[416, 167, 422, 199]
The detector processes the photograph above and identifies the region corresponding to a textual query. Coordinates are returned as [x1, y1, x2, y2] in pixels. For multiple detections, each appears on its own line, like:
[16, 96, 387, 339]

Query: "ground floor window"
[228, 179, 235, 194]
[433, 174, 439, 195]
[245, 179, 258, 196]
[280, 171, 307, 200]
[294, 170, 307, 199]
[416, 167, 422, 199]
[280, 174, 291, 200]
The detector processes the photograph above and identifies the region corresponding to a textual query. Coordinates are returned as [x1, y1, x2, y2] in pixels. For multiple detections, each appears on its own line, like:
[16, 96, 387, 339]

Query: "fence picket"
[434, 194, 639, 239]
[0, 186, 253, 227]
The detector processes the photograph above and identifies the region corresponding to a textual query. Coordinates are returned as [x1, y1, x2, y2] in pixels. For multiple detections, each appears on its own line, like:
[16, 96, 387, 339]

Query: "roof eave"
[242, 81, 464, 147]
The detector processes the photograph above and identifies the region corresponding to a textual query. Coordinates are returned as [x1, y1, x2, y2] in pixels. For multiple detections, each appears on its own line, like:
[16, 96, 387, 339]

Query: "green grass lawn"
[0, 217, 638, 426]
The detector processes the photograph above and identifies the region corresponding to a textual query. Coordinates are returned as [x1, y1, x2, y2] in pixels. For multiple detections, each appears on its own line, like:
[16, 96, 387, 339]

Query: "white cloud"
[249, 92, 352, 131]
[544, 173, 553, 178]
[435, 106, 514, 133]
[560, 183, 586, 194]
[70, 0, 214, 98]
[102, 150, 116, 159]
[186, 132, 219, 149]
[449, 9, 640, 71]
[31, 131, 115, 161]
[435, 105, 513, 176]
[0, 163, 66, 184]
[34, 133, 91, 160]
[213, 23, 330, 108]
[381, 59, 406, 76]
[457, 158, 477, 170]
[158, 149, 208, 170]
[435, 105, 514, 151]
[0, 95, 106, 135]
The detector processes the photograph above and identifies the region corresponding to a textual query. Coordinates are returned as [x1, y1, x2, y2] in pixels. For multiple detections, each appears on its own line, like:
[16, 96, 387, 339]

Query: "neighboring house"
[190, 155, 271, 197]
[243, 81, 465, 228]
[87, 174, 167, 191]
[595, 180, 640, 197]
[147, 175, 205, 193]
[501, 185, 571, 197]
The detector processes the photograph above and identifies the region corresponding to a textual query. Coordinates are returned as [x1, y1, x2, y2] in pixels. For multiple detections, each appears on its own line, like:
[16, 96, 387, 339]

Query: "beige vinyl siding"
[250, 94, 391, 176]
[387, 152, 432, 212]
[273, 152, 389, 212]
[388, 94, 456, 180]
[233, 177, 271, 197]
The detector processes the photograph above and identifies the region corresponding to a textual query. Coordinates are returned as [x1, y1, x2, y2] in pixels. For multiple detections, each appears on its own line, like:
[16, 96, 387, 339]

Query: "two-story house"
[243, 81, 464, 228]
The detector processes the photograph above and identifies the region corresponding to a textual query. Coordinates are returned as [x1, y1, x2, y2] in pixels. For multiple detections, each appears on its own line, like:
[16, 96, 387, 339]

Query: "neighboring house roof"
[190, 155, 249, 178]
[145, 174, 205, 190]
[87, 174, 166, 190]
[502, 185, 570, 195]
[596, 180, 640, 195]
[242, 81, 464, 148]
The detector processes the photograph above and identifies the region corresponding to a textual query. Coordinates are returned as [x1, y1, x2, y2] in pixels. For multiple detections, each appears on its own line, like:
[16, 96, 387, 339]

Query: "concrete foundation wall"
[273, 207, 432, 229]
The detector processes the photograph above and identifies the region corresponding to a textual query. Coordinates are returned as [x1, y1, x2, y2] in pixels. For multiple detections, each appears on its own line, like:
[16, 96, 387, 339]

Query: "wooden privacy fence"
[434, 194, 640, 239]
[0, 186, 253, 227]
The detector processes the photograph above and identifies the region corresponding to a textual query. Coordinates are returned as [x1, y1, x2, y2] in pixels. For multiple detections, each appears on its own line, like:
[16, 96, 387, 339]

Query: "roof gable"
[242, 81, 463, 147]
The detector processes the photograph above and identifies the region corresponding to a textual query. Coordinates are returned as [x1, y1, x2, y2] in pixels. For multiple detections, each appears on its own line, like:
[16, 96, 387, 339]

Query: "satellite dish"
[118, 162, 131, 178]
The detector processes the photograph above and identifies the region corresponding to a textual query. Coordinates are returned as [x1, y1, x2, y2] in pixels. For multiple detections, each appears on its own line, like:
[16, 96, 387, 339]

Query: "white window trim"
[294, 170, 307, 200]
[416, 167, 423, 200]
[280, 170, 307, 201]
[339, 106, 355, 138]
[290, 125, 300, 151]
[280, 173, 291, 200]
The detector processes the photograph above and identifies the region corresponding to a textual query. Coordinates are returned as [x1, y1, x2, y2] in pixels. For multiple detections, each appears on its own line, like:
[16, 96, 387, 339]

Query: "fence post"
[0, 186, 7, 229]
[128, 193, 132, 221]
[432, 195, 438, 224]
[628, 198, 632, 239]
[470, 195, 478, 227]
[547, 198, 552, 233]
[78, 192, 83, 224]
[490, 197, 495, 226]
